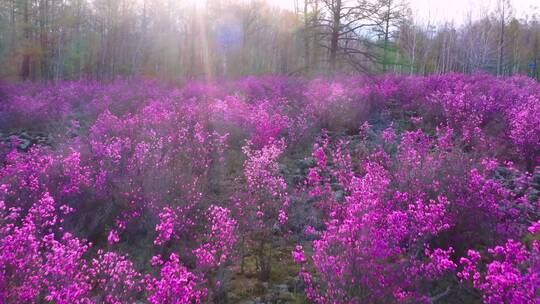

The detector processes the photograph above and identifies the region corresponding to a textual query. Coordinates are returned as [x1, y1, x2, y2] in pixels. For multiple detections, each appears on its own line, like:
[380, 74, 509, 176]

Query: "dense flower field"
[0, 74, 539, 303]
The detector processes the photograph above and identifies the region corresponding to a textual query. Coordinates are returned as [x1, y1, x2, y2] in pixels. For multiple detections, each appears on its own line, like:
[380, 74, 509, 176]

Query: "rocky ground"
[226, 246, 306, 304]
[0, 130, 52, 151]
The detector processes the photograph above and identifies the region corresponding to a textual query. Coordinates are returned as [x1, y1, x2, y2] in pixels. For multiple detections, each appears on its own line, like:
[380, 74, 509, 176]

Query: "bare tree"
[495, 0, 513, 76]
[316, 0, 384, 73]
[2, 0, 540, 80]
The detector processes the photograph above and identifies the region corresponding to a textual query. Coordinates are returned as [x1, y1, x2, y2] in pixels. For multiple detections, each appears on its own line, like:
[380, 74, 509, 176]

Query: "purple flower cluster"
[296, 123, 538, 303]
[0, 73, 538, 302]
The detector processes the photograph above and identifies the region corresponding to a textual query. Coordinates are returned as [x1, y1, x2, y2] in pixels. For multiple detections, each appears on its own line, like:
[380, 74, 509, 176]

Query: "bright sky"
[409, 0, 539, 24]
[272, 0, 540, 24]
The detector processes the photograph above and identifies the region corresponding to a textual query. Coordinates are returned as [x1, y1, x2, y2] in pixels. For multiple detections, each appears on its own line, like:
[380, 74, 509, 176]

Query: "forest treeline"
[1, 0, 539, 81]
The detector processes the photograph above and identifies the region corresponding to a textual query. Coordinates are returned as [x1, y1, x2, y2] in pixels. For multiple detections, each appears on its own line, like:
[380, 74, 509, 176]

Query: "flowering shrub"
[303, 78, 374, 130]
[194, 205, 238, 270]
[145, 253, 207, 304]
[458, 238, 539, 304]
[507, 95, 540, 169]
[90, 250, 143, 303]
[0, 74, 538, 302]
[296, 125, 537, 303]
[234, 138, 291, 280]
[0, 191, 93, 303]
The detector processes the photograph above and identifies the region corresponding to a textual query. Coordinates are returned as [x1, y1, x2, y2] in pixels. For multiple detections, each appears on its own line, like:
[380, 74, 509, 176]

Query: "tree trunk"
[497, 4, 505, 76]
[382, 3, 391, 72]
[304, 0, 310, 71]
[329, 0, 341, 73]
[39, 0, 49, 80]
[21, 0, 31, 80]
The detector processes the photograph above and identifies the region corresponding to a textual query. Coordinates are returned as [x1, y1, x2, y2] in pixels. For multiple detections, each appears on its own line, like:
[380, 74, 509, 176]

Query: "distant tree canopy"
[1, 0, 539, 81]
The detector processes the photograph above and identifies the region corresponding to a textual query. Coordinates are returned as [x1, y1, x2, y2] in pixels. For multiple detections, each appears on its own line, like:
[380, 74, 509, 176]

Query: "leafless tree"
[314, 0, 384, 73]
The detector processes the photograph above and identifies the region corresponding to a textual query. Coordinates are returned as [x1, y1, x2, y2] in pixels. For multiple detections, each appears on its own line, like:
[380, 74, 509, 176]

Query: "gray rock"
[331, 183, 343, 191]
[296, 160, 308, 169]
[272, 222, 281, 235]
[19, 131, 31, 139]
[335, 190, 345, 201]
[18, 138, 32, 151]
[291, 175, 303, 185]
[273, 284, 289, 293]
[275, 291, 295, 302]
